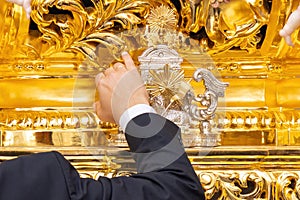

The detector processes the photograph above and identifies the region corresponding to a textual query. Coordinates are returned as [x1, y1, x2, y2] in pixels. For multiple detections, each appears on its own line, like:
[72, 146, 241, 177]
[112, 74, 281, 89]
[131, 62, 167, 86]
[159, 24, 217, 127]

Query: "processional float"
[1, 0, 300, 199]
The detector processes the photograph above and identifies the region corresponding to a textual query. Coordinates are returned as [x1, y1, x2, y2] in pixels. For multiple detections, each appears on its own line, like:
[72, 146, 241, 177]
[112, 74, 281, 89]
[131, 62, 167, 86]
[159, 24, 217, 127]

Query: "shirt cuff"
[119, 104, 156, 131]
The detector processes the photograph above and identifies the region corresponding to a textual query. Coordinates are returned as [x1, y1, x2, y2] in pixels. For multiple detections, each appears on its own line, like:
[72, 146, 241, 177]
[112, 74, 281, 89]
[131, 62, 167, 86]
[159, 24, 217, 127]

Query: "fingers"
[95, 72, 104, 87]
[104, 67, 115, 76]
[95, 63, 126, 88]
[113, 63, 126, 71]
[23, 0, 32, 19]
[95, 52, 135, 81]
[121, 52, 136, 70]
[94, 52, 140, 123]
[94, 52, 136, 87]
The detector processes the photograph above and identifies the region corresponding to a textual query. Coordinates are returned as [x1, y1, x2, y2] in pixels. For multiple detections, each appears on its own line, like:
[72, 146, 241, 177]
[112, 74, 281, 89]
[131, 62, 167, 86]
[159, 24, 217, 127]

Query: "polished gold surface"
[2, 0, 300, 199]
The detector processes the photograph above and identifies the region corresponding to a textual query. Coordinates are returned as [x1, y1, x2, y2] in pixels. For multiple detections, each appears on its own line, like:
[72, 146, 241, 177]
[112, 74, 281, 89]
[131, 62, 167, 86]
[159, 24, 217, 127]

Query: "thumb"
[122, 52, 136, 70]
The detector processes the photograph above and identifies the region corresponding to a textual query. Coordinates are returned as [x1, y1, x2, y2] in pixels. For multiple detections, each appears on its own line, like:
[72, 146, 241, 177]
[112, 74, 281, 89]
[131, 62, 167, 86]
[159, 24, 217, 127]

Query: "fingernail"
[95, 73, 104, 86]
[121, 51, 129, 56]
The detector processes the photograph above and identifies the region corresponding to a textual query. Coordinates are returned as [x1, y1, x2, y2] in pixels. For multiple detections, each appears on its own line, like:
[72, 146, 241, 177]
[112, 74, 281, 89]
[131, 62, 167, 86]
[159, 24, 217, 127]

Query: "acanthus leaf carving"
[27, 0, 152, 59]
[199, 171, 270, 199]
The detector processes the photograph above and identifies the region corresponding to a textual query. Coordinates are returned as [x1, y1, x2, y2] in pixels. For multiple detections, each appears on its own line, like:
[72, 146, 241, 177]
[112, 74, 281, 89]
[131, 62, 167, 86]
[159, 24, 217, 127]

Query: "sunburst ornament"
[144, 5, 187, 48]
[147, 4, 177, 33]
[147, 64, 192, 111]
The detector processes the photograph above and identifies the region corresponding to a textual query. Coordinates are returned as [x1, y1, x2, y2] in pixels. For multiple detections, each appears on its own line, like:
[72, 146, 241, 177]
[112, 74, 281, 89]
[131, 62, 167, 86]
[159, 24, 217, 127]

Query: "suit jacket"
[0, 113, 205, 200]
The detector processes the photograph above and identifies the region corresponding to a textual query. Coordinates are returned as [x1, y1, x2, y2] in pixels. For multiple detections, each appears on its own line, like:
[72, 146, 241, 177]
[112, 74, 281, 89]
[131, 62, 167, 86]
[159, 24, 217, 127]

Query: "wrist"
[119, 104, 156, 130]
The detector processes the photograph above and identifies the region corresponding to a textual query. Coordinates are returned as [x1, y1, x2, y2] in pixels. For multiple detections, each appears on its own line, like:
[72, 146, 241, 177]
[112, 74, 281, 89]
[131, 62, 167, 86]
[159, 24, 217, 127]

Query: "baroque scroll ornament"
[199, 171, 269, 199]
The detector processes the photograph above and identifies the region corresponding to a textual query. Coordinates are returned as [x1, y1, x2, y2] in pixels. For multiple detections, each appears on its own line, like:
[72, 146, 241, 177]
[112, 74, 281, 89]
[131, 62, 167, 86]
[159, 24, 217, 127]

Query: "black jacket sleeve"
[0, 113, 205, 200]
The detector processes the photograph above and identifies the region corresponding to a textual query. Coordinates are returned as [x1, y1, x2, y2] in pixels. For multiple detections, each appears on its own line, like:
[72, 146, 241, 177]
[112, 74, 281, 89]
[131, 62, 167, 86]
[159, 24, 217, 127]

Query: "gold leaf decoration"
[71, 32, 125, 64]
[277, 172, 300, 199]
[148, 65, 184, 96]
[199, 171, 269, 199]
[28, 0, 151, 60]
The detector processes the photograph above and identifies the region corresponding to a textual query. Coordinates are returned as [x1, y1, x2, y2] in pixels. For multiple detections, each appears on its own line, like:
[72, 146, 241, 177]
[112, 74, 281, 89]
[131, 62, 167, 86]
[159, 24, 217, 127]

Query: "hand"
[6, 0, 32, 19]
[94, 52, 149, 124]
[279, 5, 300, 46]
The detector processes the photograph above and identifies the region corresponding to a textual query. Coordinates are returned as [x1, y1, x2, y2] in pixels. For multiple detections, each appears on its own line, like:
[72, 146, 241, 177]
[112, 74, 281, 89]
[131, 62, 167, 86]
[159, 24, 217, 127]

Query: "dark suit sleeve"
[0, 113, 205, 200]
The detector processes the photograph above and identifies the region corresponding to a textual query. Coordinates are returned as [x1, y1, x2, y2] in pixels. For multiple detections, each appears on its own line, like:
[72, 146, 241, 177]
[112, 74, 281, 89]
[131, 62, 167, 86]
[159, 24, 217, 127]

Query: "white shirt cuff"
[119, 104, 156, 131]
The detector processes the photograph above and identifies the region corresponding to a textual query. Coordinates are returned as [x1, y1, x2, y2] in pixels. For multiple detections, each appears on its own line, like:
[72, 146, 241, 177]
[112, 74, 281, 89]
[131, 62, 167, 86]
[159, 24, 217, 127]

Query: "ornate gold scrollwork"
[199, 171, 271, 199]
[179, 0, 270, 54]
[28, 0, 151, 60]
[277, 172, 300, 200]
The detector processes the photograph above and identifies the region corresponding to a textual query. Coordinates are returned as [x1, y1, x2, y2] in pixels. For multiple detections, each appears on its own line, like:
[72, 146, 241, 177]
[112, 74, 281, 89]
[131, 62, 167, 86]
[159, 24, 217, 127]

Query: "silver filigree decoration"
[138, 44, 192, 130]
[184, 68, 229, 146]
[139, 44, 229, 147]
[138, 44, 183, 83]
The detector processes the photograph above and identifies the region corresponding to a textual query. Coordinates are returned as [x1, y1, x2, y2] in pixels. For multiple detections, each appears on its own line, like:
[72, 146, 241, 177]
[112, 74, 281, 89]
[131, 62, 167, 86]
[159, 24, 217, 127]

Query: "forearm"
[0, 113, 205, 200]
[79, 112, 205, 200]
[117, 112, 205, 199]
[125, 112, 186, 173]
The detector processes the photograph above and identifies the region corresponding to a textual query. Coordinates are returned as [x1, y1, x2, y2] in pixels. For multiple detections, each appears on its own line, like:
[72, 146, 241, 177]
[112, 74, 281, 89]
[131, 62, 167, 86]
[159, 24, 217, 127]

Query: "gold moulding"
[1, 59, 300, 147]
[1, 108, 300, 147]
